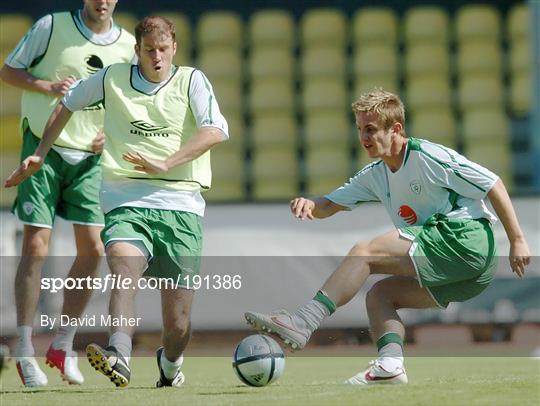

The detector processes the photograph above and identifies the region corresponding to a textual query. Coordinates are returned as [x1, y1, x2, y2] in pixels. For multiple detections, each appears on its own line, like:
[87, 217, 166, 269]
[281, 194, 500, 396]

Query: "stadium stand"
[248, 9, 295, 50]
[300, 8, 346, 47]
[403, 6, 449, 45]
[113, 11, 137, 33]
[196, 11, 243, 50]
[0, 2, 536, 203]
[0, 13, 32, 54]
[352, 7, 398, 45]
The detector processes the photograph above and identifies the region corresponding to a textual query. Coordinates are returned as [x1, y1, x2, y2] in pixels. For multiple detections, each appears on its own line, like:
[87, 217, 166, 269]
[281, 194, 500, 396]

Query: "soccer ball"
[232, 334, 285, 387]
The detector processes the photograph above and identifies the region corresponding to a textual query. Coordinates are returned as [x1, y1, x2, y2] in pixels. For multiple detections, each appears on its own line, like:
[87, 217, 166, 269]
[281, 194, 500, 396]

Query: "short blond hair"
[135, 16, 176, 45]
[352, 88, 406, 133]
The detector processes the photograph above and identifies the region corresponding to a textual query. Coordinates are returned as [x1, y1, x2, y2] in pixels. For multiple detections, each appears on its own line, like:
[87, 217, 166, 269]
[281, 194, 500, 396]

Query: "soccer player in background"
[5, 15, 228, 388]
[0, 0, 134, 387]
[245, 89, 531, 385]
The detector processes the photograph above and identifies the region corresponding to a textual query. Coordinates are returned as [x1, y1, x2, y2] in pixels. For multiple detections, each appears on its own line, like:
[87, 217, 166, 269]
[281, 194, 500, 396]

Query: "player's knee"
[366, 280, 391, 306]
[77, 242, 104, 258]
[348, 241, 370, 257]
[22, 234, 49, 257]
[164, 318, 190, 339]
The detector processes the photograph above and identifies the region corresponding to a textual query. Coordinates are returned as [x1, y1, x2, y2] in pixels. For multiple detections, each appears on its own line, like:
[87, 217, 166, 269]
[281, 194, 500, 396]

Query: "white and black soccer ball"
[232, 334, 285, 387]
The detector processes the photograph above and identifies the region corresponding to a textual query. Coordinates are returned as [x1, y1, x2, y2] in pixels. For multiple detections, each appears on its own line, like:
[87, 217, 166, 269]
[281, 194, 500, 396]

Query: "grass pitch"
[1, 356, 539, 405]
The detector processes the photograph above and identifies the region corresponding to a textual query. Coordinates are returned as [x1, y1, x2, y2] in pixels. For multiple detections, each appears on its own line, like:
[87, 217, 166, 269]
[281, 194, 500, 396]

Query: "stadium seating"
[197, 11, 243, 50]
[0, 14, 32, 54]
[304, 111, 350, 148]
[457, 42, 502, 76]
[507, 3, 529, 42]
[197, 48, 242, 83]
[249, 9, 294, 50]
[301, 47, 346, 79]
[0, 115, 22, 152]
[406, 76, 452, 114]
[205, 146, 245, 201]
[352, 45, 398, 80]
[300, 8, 346, 47]
[211, 79, 242, 116]
[353, 76, 399, 97]
[249, 48, 294, 81]
[408, 109, 457, 149]
[462, 107, 509, 142]
[403, 6, 449, 45]
[304, 146, 351, 195]
[509, 41, 531, 75]
[510, 71, 532, 117]
[302, 79, 347, 114]
[250, 113, 297, 150]
[251, 147, 298, 200]
[455, 5, 501, 43]
[351, 7, 398, 45]
[114, 12, 138, 33]
[250, 79, 294, 116]
[404, 44, 450, 80]
[458, 74, 504, 111]
[0, 79, 22, 115]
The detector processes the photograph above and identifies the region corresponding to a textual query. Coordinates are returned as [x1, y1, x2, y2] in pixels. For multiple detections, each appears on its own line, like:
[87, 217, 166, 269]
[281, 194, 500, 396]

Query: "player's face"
[136, 32, 177, 82]
[83, 0, 117, 23]
[356, 111, 396, 158]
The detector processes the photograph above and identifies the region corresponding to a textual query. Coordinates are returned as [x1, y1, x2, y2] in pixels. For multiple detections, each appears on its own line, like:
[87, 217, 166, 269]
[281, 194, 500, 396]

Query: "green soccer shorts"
[399, 213, 498, 308]
[12, 124, 103, 227]
[102, 206, 203, 286]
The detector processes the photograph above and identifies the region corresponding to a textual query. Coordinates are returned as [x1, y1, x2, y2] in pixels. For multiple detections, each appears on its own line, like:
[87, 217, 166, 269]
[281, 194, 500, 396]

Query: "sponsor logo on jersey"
[410, 180, 421, 195]
[130, 120, 171, 137]
[398, 205, 417, 225]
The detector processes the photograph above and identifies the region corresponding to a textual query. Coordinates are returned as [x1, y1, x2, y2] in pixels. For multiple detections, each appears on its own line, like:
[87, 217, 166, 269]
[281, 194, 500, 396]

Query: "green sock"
[376, 332, 403, 352]
[314, 290, 336, 315]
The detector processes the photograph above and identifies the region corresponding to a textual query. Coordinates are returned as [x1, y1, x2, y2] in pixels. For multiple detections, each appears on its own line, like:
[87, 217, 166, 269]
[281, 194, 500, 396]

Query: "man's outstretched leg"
[15, 226, 50, 387]
[46, 224, 103, 385]
[86, 242, 147, 388]
[245, 230, 417, 349]
[345, 276, 436, 385]
[155, 287, 194, 388]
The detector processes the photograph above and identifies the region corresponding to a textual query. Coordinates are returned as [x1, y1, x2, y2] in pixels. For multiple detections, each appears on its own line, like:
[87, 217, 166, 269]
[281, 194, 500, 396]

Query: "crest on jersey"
[410, 180, 422, 195]
[23, 202, 34, 215]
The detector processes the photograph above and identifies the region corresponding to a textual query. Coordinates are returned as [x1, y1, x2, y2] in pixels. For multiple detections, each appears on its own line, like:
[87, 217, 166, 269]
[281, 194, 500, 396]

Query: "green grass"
[1, 357, 539, 405]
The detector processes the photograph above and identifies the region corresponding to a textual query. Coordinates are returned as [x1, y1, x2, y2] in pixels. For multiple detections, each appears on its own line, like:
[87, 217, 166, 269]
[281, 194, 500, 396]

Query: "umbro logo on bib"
[410, 180, 422, 195]
[130, 121, 170, 137]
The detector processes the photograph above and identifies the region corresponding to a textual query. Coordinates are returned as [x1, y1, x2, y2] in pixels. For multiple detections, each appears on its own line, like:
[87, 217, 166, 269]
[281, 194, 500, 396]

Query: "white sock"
[160, 352, 183, 380]
[15, 326, 34, 358]
[51, 325, 77, 352]
[378, 343, 404, 371]
[295, 299, 331, 332]
[109, 332, 132, 364]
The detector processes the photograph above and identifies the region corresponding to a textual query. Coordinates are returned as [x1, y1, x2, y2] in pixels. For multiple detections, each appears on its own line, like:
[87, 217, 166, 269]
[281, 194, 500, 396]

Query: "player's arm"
[0, 65, 76, 97]
[290, 197, 347, 220]
[4, 102, 72, 187]
[4, 70, 106, 187]
[487, 179, 530, 277]
[0, 15, 76, 96]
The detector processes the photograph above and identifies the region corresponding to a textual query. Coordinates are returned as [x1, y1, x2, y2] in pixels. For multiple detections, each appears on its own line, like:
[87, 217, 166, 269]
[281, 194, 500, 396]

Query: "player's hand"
[91, 129, 105, 154]
[48, 76, 77, 97]
[509, 237, 530, 278]
[290, 197, 315, 220]
[122, 151, 168, 174]
[4, 156, 43, 188]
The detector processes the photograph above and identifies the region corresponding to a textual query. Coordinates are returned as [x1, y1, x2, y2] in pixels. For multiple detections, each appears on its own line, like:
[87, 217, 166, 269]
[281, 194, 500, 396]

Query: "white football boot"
[345, 360, 408, 385]
[245, 310, 311, 350]
[156, 348, 185, 388]
[45, 346, 84, 384]
[16, 357, 48, 387]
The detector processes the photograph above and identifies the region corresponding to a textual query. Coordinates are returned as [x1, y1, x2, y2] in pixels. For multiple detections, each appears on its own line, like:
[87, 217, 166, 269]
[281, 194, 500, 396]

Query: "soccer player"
[0, 0, 134, 387]
[5, 15, 228, 388]
[245, 89, 531, 385]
